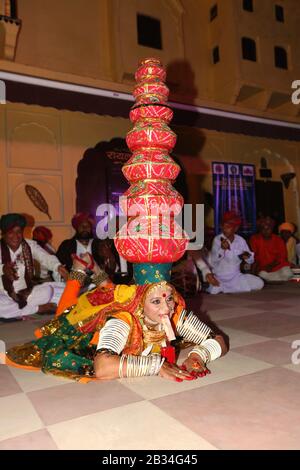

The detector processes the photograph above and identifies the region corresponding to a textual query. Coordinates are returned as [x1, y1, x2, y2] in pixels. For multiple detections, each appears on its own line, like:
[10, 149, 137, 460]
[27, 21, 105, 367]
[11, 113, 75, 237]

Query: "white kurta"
[0, 239, 65, 319]
[208, 233, 264, 294]
[34, 242, 57, 280]
[76, 239, 93, 257]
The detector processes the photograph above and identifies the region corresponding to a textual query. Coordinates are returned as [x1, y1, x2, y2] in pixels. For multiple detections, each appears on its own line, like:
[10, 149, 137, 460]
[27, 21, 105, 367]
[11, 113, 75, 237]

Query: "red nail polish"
[176, 377, 183, 382]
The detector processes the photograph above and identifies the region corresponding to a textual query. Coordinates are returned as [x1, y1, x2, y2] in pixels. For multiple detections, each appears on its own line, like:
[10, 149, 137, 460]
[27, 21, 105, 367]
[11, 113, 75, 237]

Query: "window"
[274, 46, 288, 69]
[210, 4, 218, 21]
[275, 5, 284, 22]
[0, 0, 17, 17]
[137, 14, 162, 50]
[10, 0, 17, 18]
[242, 37, 256, 61]
[212, 46, 220, 64]
[243, 0, 253, 12]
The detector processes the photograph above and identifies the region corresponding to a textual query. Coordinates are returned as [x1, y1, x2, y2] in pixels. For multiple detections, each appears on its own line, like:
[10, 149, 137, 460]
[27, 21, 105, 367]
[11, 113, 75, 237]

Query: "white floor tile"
[48, 401, 217, 450]
[9, 367, 69, 392]
[208, 307, 266, 321]
[0, 393, 43, 441]
[223, 327, 269, 348]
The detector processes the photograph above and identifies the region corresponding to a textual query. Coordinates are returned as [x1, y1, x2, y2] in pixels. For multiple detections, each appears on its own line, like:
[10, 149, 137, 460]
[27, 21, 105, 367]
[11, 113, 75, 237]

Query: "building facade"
[0, 0, 300, 245]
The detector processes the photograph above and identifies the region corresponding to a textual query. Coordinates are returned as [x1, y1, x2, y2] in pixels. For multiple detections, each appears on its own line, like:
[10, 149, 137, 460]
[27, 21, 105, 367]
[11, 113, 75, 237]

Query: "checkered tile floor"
[1, 283, 300, 450]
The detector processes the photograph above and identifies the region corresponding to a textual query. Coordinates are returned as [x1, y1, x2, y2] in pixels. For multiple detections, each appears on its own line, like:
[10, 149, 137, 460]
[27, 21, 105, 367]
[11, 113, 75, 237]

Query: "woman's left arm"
[94, 350, 194, 382]
[94, 352, 122, 380]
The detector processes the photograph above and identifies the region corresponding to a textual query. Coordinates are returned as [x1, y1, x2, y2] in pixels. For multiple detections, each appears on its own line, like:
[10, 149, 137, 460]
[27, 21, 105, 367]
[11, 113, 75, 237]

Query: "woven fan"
[25, 185, 52, 220]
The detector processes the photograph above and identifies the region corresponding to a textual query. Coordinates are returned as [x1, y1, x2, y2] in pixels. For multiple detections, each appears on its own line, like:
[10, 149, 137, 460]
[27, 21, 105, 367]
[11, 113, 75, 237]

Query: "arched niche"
[76, 137, 131, 218]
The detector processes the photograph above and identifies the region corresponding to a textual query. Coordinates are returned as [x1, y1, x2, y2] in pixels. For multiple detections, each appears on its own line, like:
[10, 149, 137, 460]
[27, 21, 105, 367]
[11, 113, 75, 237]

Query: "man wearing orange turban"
[278, 222, 297, 265]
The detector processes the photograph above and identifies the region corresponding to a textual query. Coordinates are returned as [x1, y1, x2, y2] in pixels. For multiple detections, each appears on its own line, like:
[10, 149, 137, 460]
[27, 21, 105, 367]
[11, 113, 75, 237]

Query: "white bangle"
[188, 339, 222, 364]
[97, 319, 130, 354]
[123, 354, 163, 377]
[176, 310, 212, 344]
[201, 339, 222, 361]
[118, 354, 127, 378]
[188, 346, 210, 364]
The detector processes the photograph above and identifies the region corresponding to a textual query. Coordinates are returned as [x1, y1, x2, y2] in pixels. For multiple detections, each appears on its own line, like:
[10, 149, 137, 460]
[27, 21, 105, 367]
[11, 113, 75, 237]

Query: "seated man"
[208, 211, 264, 294]
[56, 213, 99, 272]
[250, 217, 293, 282]
[32, 226, 58, 281]
[278, 222, 297, 266]
[57, 212, 131, 283]
[0, 213, 68, 320]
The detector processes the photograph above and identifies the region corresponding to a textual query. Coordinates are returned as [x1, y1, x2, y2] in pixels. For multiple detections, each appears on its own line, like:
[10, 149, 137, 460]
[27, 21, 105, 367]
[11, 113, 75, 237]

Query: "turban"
[0, 213, 27, 233]
[71, 212, 95, 230]
[222, 211, 242, 227]
[279, 222, 295, 233]
[33, 226, 53, 243]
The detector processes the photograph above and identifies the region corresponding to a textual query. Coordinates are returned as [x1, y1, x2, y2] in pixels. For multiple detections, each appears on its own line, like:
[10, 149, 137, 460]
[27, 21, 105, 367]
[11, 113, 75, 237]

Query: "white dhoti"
[0, 282, 65, 319]
[259, 266, 293, 282]
[208, 272, 264, 295]
[42, 281, 65, 305]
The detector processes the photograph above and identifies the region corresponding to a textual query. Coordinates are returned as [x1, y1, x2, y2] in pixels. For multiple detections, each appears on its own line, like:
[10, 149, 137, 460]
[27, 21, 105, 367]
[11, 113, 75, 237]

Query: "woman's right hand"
[159, 361, 195, 382]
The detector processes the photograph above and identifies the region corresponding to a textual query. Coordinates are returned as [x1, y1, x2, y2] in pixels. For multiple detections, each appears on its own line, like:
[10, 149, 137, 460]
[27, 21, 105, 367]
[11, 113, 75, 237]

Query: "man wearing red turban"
[207, 211, 264, 294]
[57, 213, 98, 272]
[32, 226, 53, 246]
[222, 210, 242, 227]
[56, 213, 127, 282]
[71, 213, 95, 232]
[32, 226, 57, 280]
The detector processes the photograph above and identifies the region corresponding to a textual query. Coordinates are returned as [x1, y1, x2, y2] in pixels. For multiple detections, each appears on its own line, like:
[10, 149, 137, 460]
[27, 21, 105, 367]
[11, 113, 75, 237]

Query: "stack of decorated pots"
[114, 58, 188, 280]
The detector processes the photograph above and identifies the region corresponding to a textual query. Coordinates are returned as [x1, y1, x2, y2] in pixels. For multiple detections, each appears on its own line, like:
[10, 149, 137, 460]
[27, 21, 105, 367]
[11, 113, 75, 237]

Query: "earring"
[135, 306, 144, 319]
